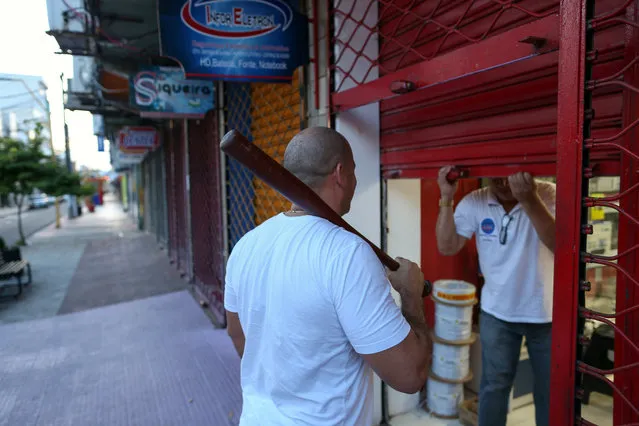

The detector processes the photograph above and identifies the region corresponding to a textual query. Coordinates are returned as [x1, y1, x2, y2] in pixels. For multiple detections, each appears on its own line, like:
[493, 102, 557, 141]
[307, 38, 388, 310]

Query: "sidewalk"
[0, 194, 243, 425]
[0, 194, 186, 323]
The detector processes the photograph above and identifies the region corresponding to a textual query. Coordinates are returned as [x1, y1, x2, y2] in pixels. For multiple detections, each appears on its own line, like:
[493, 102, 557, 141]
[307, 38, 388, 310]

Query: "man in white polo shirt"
[435, 166, 556, 426]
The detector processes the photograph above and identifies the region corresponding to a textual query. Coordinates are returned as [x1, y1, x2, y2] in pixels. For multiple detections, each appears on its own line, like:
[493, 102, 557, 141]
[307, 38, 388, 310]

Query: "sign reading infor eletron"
[158, 0, 309, 82]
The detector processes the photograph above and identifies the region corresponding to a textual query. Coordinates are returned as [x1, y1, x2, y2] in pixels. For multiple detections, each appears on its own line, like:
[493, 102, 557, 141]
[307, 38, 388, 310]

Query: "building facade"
[0, 73, 51, 150]
[45, 0, 639, 424]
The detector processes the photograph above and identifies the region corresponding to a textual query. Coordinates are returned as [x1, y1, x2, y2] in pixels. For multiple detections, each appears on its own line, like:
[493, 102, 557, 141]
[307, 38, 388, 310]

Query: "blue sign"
[481, 218, 495, 235]
[158, 0, 309, 82]
[97, 135, 105, 152]
[129, 66, 215, 118]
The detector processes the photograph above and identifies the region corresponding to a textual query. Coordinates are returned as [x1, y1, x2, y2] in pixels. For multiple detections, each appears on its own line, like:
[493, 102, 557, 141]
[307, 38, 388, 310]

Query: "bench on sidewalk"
[0, 250, 32, 298]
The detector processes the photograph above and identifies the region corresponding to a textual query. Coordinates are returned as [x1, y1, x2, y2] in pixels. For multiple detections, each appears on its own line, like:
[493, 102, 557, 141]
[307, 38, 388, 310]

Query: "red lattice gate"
[325, 0, 639, 423]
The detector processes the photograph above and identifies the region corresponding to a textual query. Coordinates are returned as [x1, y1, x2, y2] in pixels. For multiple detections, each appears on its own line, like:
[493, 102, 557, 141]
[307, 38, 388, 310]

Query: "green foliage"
[0, 124, 90, 245]
[38, 161, 88, 197]
[0, 136, 48, 203]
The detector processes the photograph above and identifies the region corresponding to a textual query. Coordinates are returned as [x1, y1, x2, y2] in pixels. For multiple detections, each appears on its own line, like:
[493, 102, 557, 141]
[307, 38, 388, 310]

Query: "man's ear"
[334, 162, 345, 187]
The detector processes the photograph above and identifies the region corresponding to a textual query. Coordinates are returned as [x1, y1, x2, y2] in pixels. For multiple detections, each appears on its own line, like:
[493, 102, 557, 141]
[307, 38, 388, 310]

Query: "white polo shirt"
[453, 182, 556, 323]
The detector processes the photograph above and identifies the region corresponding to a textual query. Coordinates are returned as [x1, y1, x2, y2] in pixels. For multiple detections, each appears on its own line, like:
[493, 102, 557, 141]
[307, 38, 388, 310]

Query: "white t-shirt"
[453, 182, 556, 323]
[224, 213, 410, 426]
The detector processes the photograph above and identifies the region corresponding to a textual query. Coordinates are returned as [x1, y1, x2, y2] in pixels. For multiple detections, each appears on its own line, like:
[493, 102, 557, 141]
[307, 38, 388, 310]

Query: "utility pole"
[60, 73, 75, 219]
[0, 76, 61, 228]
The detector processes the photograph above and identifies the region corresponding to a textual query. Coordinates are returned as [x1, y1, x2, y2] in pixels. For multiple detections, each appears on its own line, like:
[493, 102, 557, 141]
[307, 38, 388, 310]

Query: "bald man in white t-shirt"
[435, 166, 556, 426]
[224, 127, 432, 426]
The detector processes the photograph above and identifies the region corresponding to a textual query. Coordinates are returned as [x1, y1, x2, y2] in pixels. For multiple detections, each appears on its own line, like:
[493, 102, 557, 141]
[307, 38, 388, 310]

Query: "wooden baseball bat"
[220, 129, 432, 297]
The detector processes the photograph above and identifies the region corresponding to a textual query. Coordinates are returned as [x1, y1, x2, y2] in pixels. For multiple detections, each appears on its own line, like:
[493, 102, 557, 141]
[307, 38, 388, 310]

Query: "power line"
[0, 91, 38, 100]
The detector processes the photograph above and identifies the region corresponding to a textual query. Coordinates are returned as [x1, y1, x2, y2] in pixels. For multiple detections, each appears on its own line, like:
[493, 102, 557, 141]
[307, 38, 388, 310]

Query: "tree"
[0, 131, 49, 245]
[0, 124, 86, 246]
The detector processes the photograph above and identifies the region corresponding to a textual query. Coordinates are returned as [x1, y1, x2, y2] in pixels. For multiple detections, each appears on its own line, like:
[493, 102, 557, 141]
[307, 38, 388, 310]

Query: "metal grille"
[553, 0, 639, 424]
[224, 69, 304, 250]
[330, 0, 559, 110]
[188, 110, 226, 324]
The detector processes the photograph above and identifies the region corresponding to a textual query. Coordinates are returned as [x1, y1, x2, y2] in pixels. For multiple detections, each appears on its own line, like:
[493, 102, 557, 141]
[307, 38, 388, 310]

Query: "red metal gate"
[553, 0, 639, 424]
[188, 110, 226, 325]
[326, 0, 639, 423]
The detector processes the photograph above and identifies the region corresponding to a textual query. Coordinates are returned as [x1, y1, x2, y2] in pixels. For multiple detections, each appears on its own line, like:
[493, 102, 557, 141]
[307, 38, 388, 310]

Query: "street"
[0, 205, 58, 246]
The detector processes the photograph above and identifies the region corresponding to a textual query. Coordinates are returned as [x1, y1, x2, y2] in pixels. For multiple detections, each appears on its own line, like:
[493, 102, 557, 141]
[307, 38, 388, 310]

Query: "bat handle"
[381, 254, 432, 298]
[423, 280, 432, 298]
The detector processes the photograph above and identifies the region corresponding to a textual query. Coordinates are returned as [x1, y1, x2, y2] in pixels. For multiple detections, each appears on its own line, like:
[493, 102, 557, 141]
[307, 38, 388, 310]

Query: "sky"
[0, 0, 111, 171]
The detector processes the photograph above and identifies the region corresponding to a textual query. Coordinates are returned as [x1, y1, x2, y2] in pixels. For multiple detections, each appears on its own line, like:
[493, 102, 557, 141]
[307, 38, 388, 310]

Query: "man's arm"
[509, 174, 556, 253]
[361, 278, 431, 394]
[521, 194, 555, 253]
[331, 243, 430, 394]
[436, 166, 469, 256]
[226, 311, 245, 358]
[436, 202, 468, 255]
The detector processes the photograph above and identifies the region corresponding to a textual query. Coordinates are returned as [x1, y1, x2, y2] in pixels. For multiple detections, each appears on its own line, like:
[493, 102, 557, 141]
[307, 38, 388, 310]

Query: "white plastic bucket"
[427, 377, 464, 418]
[432, 341, 470, 381]
[434, 305, 474, 341]
[432, 280, 476, 341]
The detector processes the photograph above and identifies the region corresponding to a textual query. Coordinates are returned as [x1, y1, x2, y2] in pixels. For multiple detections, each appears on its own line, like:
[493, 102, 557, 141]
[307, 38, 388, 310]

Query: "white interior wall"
[386, 179, 422, 417]
[332, 0, 383, 423]
[305, 0, 330, 127]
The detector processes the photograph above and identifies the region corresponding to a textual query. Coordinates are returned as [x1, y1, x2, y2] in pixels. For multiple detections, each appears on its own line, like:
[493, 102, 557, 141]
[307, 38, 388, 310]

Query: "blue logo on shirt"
[481, 218, 495, 234]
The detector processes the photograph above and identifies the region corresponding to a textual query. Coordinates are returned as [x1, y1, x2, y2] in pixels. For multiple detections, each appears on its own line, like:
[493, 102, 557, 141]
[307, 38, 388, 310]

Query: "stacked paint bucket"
[426, 279, 477, 419]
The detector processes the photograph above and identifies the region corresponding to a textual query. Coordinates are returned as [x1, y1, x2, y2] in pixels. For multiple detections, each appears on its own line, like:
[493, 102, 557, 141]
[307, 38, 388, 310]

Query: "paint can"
[427, 374, 465, 419]
[432, 280, 477, 341]
[431, 332, 477, 382]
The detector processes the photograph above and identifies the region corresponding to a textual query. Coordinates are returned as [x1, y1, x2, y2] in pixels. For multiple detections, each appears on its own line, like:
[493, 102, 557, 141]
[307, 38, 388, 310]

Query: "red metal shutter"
[188, 111, 226, 324]
[172, 120, 190, 276]
[164, 124, 178, 264]
[368, 2, 622, 179]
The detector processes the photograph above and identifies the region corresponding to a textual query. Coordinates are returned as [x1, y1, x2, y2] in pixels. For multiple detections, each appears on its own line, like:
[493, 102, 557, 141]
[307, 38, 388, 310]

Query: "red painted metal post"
[550, 0, 589, 424]
[331, 15, 560, 112]
[616, 2, 639, 422]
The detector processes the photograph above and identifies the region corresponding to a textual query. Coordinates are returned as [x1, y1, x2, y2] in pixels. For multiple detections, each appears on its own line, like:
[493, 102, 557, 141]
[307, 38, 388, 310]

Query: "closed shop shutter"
[376, 1, 622, 179]
[172, 120, 190, 275]
[164, 125, 178, 263]
[189, 111, 226, 324]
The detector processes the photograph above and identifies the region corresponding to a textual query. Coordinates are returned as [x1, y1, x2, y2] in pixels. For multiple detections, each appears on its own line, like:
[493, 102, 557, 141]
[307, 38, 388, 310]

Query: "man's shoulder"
[230, 214, 364, 254]
[459, 187, 491, 207]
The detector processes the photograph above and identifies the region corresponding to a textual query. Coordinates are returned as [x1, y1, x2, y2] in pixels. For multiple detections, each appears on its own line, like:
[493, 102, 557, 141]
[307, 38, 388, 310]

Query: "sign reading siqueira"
[158, 0, 309, 82]
[130, 66, 215, 118]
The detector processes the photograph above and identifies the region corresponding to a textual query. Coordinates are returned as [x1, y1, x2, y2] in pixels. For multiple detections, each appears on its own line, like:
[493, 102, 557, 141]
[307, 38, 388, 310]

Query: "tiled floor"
[388, 392, 613, 426]
[0, 291, 242, 426]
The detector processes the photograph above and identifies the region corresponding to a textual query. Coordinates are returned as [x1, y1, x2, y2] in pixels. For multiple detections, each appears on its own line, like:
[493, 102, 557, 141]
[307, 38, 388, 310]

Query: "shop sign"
[118, 126, 160, 154]
[158, 0, 309, 82]
[130, 66, 215, 118]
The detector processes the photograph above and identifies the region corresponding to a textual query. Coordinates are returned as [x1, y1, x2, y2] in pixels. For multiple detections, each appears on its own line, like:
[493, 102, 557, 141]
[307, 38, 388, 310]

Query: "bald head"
[283, 127, 353, 190]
